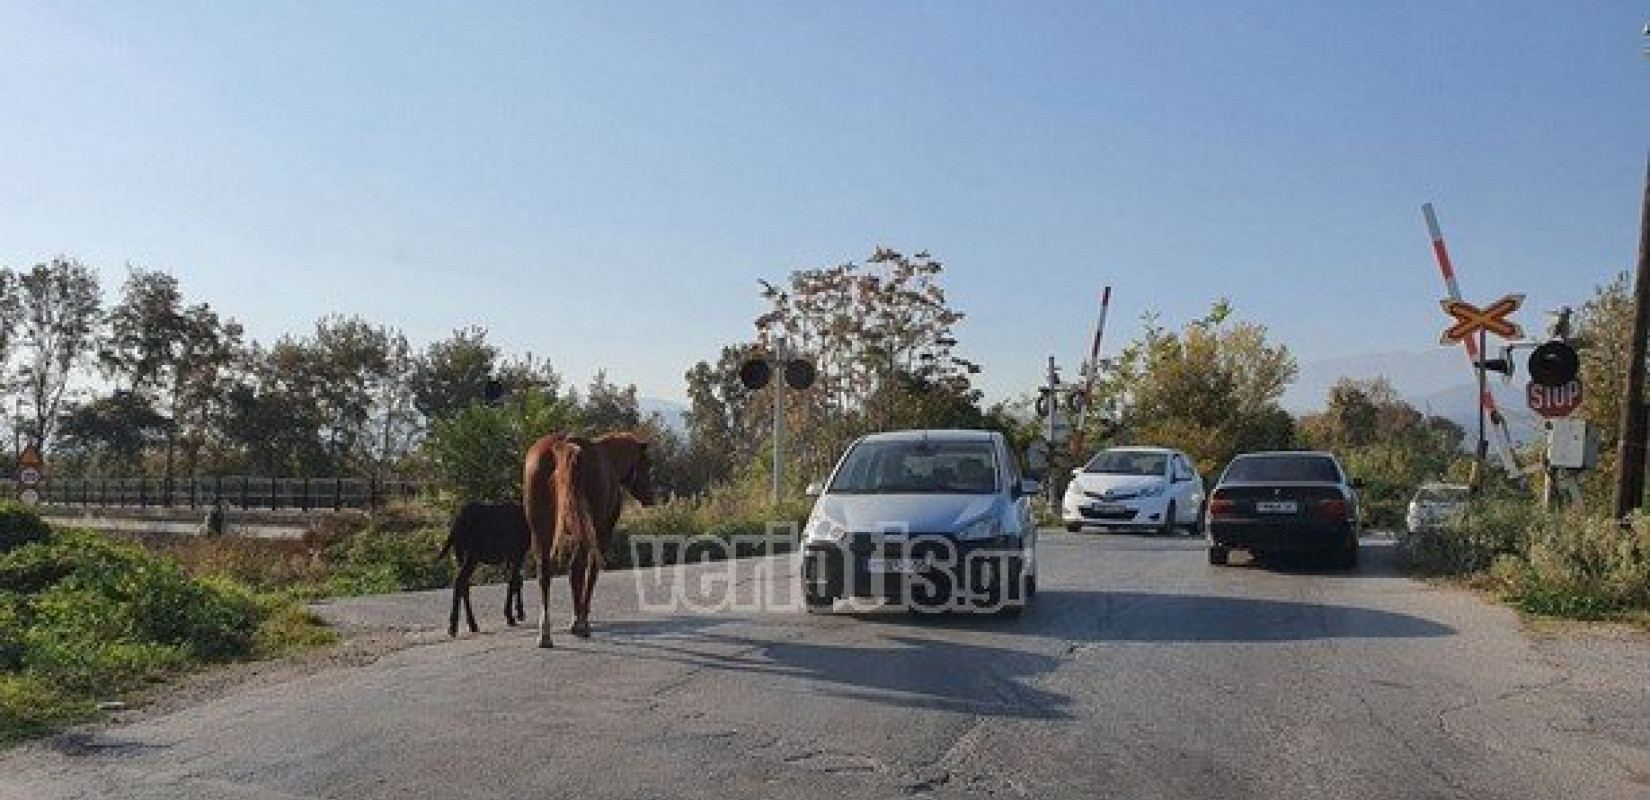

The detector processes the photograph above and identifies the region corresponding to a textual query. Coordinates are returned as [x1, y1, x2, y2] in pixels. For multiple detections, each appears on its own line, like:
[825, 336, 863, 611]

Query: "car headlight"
[805, 517, 846, 542]
[1137, 483, 1166, 498]
[957, 517, 1001, 541]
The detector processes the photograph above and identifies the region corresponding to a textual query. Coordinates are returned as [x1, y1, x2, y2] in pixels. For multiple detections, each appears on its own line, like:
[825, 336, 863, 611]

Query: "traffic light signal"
[1527, 341, 1579, 388]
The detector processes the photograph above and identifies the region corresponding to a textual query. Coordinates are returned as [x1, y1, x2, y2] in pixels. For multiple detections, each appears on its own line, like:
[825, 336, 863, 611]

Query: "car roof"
[1229, 450, 1339, 459]
[1094, 446, 1179, 455]
[858, 428, 999, 444]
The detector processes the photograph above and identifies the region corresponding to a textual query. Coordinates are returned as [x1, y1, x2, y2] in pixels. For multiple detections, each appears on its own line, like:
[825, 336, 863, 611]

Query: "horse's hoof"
[538, 635, 555, 649]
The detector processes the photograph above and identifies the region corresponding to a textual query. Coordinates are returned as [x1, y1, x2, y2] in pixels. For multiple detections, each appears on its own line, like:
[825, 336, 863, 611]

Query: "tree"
[1110, 301, 1297, 474]
[307, 315, 407, 471]
[579, 370, 641, 433]
[409, 327, 499, 424]
[54, 391, 172, 476]
[747, 247, 984, 486]
[424, 387, 580, 503]
[1298, 377, 1466, 526]
[1573, 274, 1634, 505]
[101, 268, 244, 476]
[681, 345, 764, 491]
[218, 341, 329, 475]
[12, 257, 101, 451]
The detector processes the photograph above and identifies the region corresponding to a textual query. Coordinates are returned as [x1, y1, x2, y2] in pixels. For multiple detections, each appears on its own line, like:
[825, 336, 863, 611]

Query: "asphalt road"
[3, 532, 1648, 800]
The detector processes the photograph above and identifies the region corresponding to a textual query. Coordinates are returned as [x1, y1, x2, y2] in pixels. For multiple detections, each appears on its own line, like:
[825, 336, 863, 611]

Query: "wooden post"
[1613, 157, 1650, 522]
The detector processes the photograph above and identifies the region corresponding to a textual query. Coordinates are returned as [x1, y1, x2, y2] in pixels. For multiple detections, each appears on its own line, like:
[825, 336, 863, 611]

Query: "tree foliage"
[1298, 377, 1466, 526]
[12, 258, 101, 450]
[1573, 274, 1634, 505]
[1109, 301, 1297, 474]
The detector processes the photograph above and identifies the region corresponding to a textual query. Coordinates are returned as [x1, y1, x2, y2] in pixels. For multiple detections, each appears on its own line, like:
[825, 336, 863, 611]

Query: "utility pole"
[772, 337, 787, 506]
[1613, 156, 1650, 521]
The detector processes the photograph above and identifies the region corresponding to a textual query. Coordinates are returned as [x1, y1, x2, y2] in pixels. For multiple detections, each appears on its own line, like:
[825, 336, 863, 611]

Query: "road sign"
[1440, 294, 1525, 344]
[18, 443, 41, 470]
[1527, 379, 1583, 419]
[17, 467, 40, 486]
[17, 488, 39, 506]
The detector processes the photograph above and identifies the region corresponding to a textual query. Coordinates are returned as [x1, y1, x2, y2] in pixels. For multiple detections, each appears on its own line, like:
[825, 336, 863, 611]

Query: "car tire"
[802, 581, 834, 614]
[1208, 545, 1230, 566]
[1183, 504, 1205, 536]
[1158, 502, 1176, 537]
[1064, 521, 1082, 533]
[1335, 535, 1359, 571]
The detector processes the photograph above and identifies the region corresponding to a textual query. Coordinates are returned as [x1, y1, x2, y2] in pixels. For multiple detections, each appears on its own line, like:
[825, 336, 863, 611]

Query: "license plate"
[866, 557, 920, 573]
[1086, 503, 1127, 514]
[1256, 501, 1298, 514]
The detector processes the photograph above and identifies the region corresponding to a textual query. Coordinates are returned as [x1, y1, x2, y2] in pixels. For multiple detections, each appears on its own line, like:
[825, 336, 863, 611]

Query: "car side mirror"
[804, 481, 823, 498]
[1017, 478, 1042, 497]
[1070, 467, 1083, 477]
[1351, 478, 1365, 490]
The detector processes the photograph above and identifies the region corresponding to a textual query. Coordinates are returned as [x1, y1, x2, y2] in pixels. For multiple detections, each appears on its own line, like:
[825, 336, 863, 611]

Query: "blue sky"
[1, 2, 1644, 408]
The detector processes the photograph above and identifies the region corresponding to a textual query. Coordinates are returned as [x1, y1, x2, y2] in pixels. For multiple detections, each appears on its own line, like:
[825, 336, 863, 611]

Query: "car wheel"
[1064, 521, 1082, 533]
[1336, 536, 1360, 571]
[1183, 504, 1205, 536]
[802, 581, 834, 614]
[1159, 502, 1176, 537]
[1208, 545, 1229, 566]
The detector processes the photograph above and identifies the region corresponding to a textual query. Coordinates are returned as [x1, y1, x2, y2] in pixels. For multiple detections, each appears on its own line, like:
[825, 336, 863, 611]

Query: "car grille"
[1085, 490, 1138, 501]
[1080, 507, 1139, 521]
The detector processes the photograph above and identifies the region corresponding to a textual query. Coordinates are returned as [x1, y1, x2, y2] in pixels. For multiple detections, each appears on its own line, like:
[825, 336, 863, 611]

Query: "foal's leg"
[448, 556, 467, 638]
[458, 559, 481, 633]
[513, 560, 527, 622]
[504, 557, 522, 626]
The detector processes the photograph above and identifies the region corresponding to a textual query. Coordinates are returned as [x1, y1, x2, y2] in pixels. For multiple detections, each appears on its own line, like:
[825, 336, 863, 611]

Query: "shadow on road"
[587, 617, 1073, 720]
[1005, 589, 1457, 643]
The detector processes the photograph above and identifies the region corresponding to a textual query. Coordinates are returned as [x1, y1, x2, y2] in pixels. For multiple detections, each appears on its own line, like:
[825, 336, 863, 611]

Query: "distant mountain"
[638, 397, 688, 434]
[1283, 348, 1470, 414]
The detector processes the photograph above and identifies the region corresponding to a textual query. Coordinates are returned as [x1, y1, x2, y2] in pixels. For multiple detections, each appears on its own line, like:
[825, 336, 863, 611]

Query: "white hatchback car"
[1062, 446, 1205, 535]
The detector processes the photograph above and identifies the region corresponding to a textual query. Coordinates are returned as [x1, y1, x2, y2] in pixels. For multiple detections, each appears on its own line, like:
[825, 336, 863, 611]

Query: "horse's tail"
[550, 442, 596, 565]
[435, 505, 464, 563]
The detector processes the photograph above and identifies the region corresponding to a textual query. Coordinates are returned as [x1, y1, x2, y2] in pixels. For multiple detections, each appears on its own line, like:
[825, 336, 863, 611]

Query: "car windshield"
[1416, 485, 1470, 503]
[1222, 454, 1342, 483]
[1084, 451, 1167, 476]
[828, 439, 999, 494]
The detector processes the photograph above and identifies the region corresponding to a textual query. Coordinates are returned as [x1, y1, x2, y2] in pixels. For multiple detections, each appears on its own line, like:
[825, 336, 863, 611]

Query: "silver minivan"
[799, 429, 1040, 615]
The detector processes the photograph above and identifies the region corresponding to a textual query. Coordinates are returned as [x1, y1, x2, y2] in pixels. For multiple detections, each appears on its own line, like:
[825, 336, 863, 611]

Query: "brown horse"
[522, 431, 655, 648]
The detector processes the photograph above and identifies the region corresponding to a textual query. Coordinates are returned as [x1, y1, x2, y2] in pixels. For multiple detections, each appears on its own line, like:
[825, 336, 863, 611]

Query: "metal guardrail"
[30, 476, 428, 512]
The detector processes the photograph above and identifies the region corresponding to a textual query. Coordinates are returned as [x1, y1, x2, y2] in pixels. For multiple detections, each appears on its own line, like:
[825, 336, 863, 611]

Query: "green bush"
[1402, 496, 1650, 622]
[0, 674, 85, 745]
[1499, 511, 1650, 617]
[0, 505, 330, 744]
[1399, 493, 1538, 576]
[0, 502, 51, 554]
[324, 524, 452, 596]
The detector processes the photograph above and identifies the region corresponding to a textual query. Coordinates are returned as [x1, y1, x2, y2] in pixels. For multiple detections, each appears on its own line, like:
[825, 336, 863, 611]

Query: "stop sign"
[1527, 380, 1583, 419]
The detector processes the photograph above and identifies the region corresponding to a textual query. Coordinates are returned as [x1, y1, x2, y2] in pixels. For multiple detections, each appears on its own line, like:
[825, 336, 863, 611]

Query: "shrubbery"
[0, 506, 331, 744]
[1400, 497, 1650, 622]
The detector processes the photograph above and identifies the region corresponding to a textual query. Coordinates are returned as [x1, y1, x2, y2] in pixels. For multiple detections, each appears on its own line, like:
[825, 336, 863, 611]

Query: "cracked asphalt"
[3, 532, 1648, 800]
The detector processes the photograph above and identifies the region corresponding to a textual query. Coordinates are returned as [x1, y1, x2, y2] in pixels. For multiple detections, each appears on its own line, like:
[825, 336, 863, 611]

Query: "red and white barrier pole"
[1422, 203, 1524, 483]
